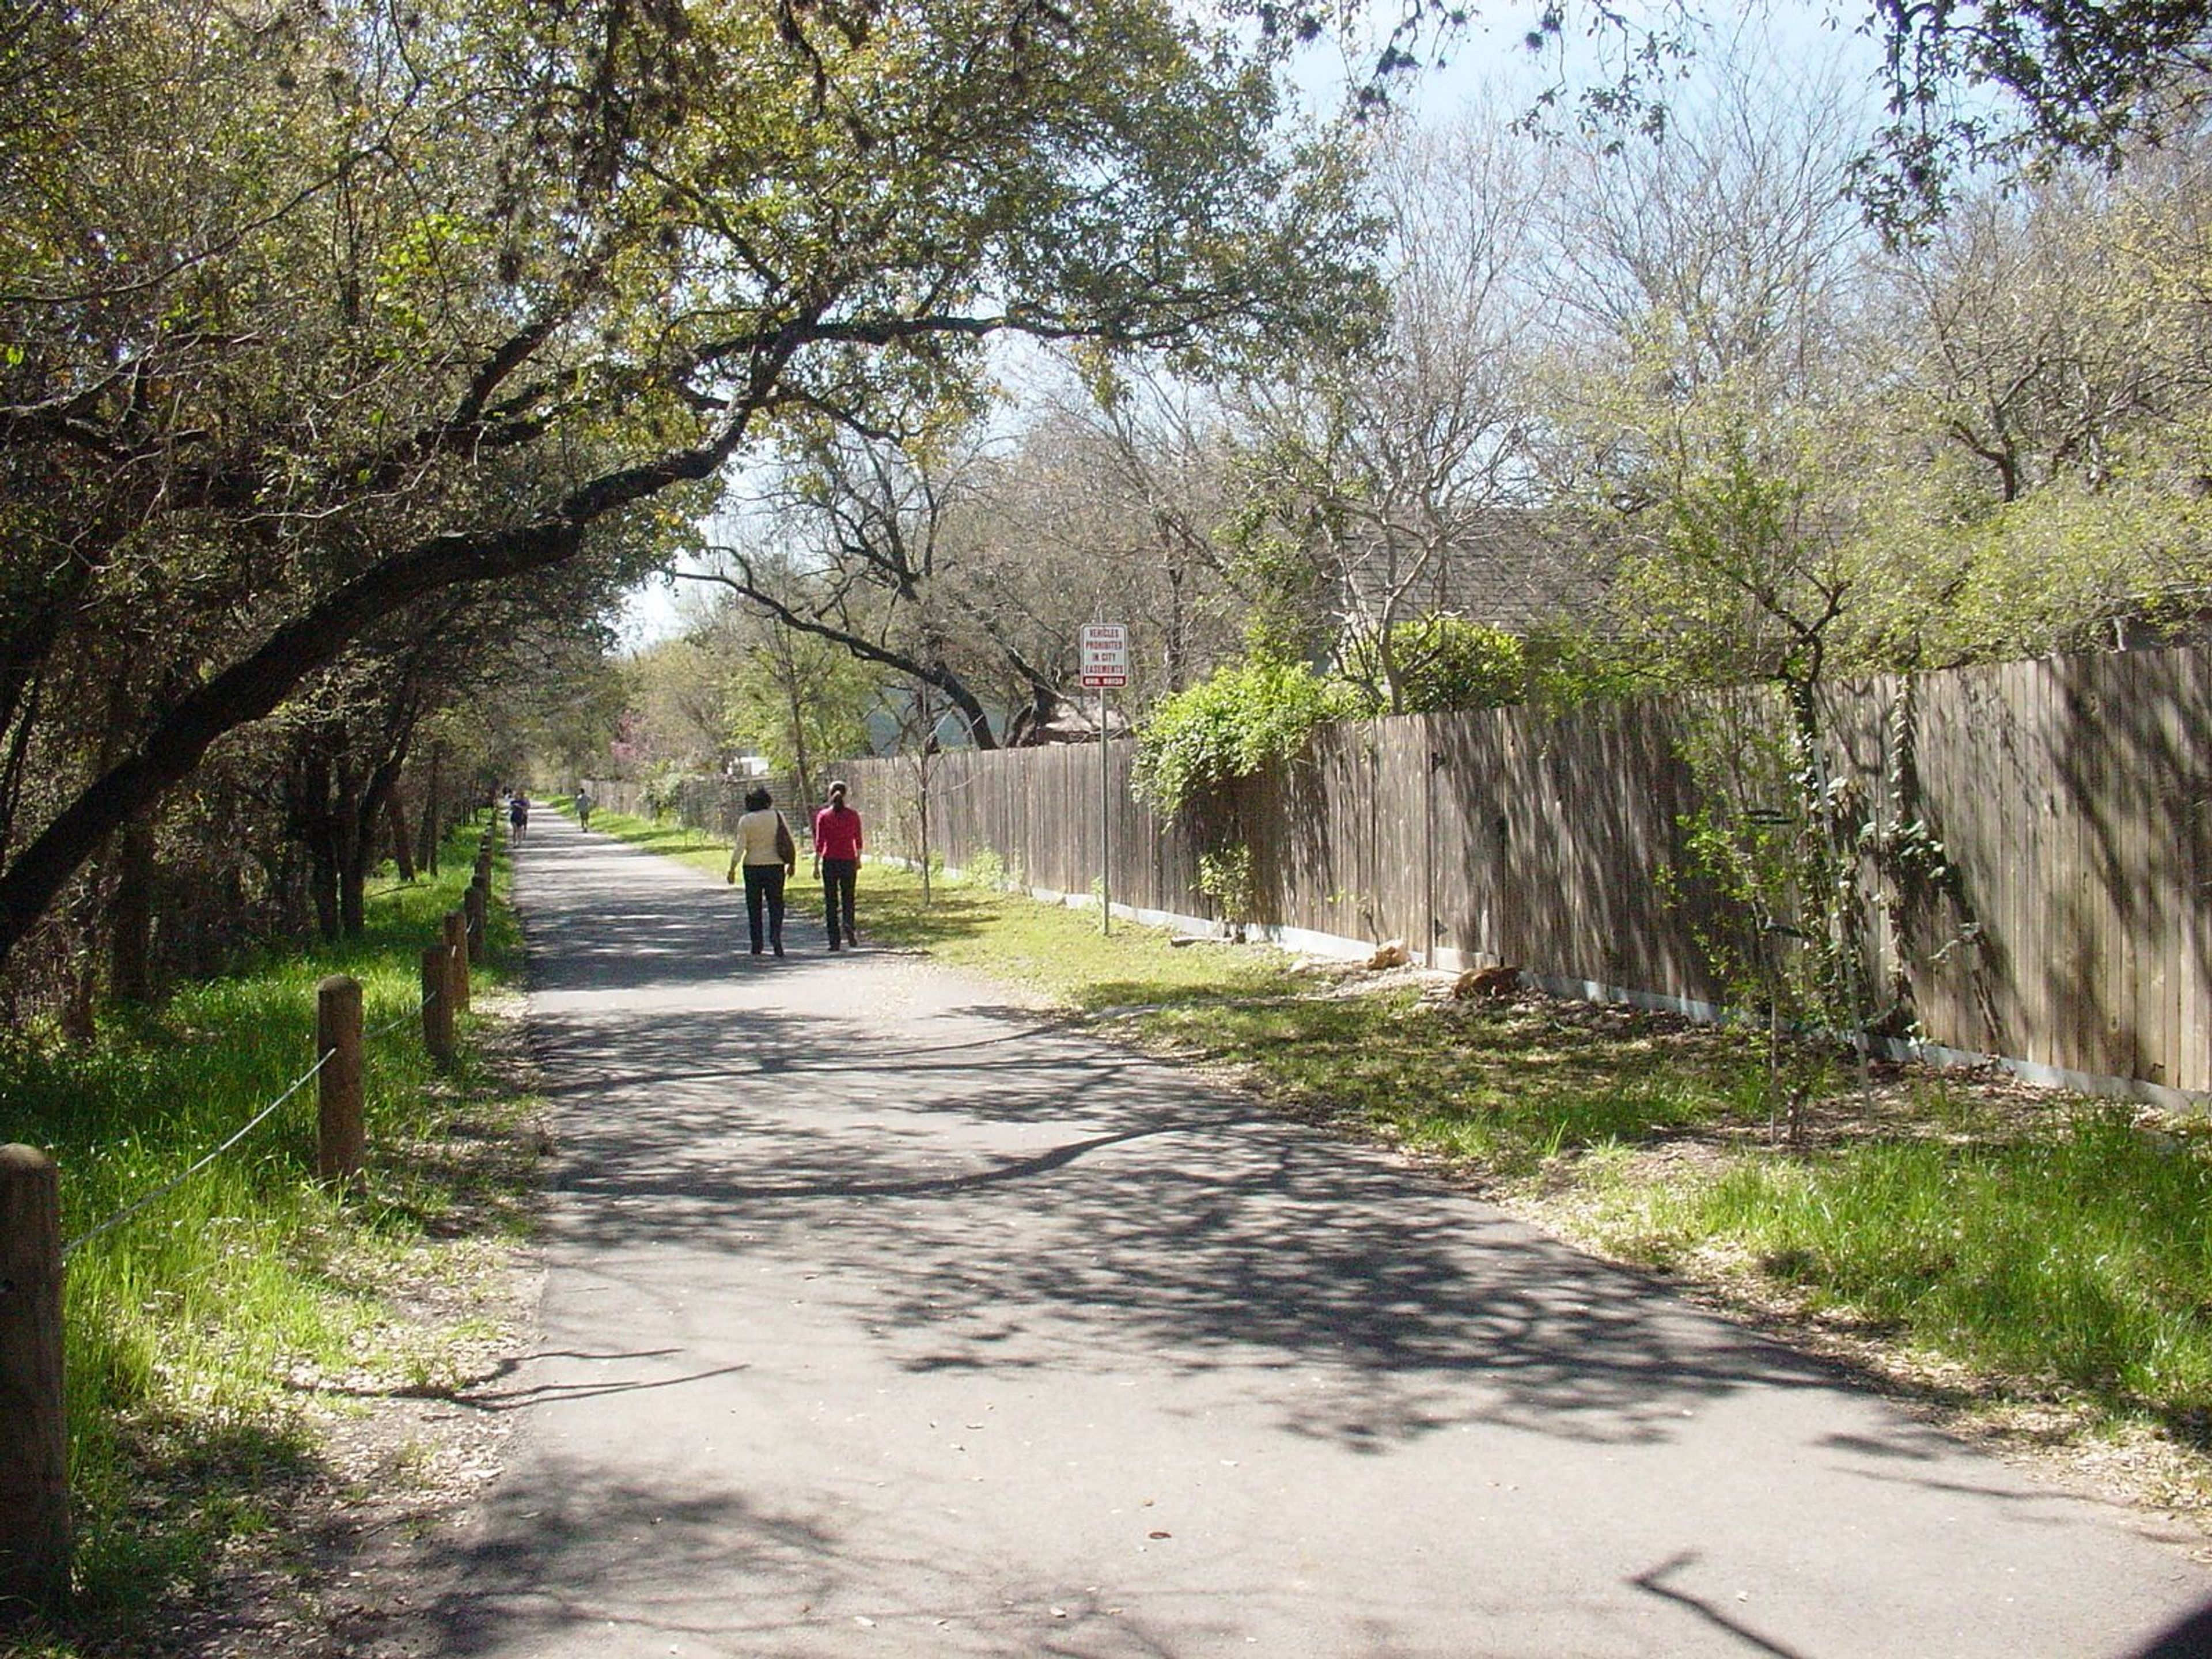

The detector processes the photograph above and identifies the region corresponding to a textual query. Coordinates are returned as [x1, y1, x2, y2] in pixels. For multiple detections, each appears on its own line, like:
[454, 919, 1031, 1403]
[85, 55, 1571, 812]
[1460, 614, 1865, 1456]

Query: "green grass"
[1584, 1111, 2212, 1424]
[570, 804, 729, 875]
[593, 807, 2212, 1476]
[585, 806, 1297, 1006]
[862, 868, 1301, 1007]
[1138, 989, 1755, 1172]
[0, 816, 535, 1649]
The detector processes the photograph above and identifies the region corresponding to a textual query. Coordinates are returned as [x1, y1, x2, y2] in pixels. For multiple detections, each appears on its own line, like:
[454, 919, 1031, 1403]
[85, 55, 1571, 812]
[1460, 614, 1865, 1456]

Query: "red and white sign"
[1079, 623, 1129, 688]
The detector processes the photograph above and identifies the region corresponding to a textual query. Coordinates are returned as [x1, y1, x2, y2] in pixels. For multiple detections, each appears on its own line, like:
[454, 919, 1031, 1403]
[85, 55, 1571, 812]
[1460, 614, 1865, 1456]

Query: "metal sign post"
[1099, 681, 1111, 934]
[1079, 624, 1129, 937]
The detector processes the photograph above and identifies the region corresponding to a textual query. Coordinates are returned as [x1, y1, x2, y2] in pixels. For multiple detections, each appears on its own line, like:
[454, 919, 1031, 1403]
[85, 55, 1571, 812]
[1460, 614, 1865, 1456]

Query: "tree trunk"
[415, 744, 443, 876]
[339, 757, 402, 937]
[107, 817, 156, 1003]
[296, 746, 342, 944]
[338, 843, 367, 936]
[0, 665, 44, 862]
[309, 835, 340, 941]
[783, 671, 815, 817]
[944, 677, 998, 749]
[1162, 532, 1189, 693]
[918, 785, 932, 907]
[386, 789, 416, 882]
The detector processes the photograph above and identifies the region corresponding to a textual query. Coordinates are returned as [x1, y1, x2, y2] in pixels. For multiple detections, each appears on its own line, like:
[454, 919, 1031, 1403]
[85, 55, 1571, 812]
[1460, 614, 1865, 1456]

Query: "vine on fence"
[1664, 677, 1987, 1140]
[1130, 657, 1358, 817]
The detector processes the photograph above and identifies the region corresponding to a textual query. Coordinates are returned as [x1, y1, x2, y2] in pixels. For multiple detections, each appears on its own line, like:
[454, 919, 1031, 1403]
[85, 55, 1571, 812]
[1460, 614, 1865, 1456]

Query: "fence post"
[315, 975, 365, 1184]
[442, 911, 470, 1013]
[420, 947, 455, 1069]
[0, 1145, 70, 1623]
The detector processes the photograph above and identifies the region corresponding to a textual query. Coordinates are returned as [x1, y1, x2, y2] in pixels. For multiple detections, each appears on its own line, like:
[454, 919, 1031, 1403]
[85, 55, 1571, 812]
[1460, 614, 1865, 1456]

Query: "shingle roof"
[1336, 510, 1613, 635]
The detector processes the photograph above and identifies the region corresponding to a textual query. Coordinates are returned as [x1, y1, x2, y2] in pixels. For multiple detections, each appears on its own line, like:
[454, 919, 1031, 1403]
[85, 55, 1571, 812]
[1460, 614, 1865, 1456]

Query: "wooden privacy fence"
[844, 645, 2212, 1104]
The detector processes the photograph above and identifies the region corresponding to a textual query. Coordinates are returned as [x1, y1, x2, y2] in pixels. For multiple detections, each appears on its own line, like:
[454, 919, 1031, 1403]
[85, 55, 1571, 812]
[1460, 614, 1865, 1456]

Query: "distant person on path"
[813, 781, 863, 951]
[725, 787, 797, 956]
[574, 787, 593, 830]
[507, 790, 529, 843]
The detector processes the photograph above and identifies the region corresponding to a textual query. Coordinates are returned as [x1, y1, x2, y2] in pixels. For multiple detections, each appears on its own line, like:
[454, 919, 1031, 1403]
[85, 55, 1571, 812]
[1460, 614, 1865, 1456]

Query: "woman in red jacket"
[812, 781, 863, 950]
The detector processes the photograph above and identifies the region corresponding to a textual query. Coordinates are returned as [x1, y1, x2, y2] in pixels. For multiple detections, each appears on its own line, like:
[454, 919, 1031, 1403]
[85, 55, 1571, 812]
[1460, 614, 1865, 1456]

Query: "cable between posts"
[62, 979, 450, 1259]
[366, 983, 437, 1040]
[61, 1049, 333, 1260]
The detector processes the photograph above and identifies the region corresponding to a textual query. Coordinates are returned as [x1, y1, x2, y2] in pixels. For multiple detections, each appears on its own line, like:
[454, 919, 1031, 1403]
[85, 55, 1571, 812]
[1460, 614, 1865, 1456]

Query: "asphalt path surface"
[408, 807, 2212, 1657]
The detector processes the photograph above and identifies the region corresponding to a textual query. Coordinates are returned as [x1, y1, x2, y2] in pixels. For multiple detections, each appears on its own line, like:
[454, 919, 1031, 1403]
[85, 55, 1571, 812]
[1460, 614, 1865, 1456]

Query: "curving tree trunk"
[106, 818, 156, 1003]
[0, 398, 771, 971]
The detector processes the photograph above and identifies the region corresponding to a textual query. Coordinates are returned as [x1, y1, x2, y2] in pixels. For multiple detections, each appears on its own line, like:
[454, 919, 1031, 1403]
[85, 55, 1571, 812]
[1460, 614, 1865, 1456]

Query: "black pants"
[742, 863, 786, 952]
[821, 857, 858, 944]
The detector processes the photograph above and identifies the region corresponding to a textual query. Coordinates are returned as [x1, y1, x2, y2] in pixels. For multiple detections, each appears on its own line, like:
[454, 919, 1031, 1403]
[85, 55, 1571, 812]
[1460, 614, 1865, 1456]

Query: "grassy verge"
[1139, 969, 2212, 1493]
[1577, 1115, 2212, 1419]
[1, 819, 541, 1655]
[587, 808, 2212, 1514]
[565, 803, 727, 875]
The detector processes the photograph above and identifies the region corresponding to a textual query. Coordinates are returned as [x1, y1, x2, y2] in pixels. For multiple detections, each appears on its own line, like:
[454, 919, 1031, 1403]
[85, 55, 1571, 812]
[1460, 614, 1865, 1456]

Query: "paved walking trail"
[411, 808, 2210, 1657]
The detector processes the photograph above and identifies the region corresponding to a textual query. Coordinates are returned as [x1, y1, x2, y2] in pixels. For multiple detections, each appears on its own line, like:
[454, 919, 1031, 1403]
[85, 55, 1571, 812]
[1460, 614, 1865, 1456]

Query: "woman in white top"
[724, 787, 797, 956]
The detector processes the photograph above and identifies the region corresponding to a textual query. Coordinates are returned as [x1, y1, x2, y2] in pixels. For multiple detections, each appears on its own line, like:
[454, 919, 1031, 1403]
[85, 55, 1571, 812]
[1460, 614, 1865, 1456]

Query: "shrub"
[964, 847, 1010, 890]
[1344, 616, 1660, 714]
[1132, 656, 1362, 815]
[1197, 842, 1258, 938]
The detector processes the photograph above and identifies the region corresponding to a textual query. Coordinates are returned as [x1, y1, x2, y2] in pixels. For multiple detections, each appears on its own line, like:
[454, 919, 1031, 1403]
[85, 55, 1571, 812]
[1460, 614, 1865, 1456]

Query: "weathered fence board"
[816, 645, 2212, 1102]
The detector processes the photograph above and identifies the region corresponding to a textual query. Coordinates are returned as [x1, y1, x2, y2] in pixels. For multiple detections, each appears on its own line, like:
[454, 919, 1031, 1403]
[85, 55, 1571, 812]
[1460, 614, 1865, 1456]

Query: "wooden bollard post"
[464, 880, 487, 964]
[420, 947, 455, 1068]
[316, 976, 365, 1184]
[443, 911, 469, 1013]
[0, 1145, 70, 1622]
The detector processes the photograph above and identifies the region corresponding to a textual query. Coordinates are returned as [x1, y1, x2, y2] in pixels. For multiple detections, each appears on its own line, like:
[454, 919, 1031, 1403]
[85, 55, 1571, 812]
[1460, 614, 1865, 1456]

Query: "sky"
[613, 3, 1887, 654]
[616, 569, 699, 652]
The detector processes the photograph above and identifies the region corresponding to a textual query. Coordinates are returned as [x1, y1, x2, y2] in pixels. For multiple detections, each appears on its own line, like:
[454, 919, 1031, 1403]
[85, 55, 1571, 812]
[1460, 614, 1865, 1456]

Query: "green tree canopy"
[0, 0, 1381, 971]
